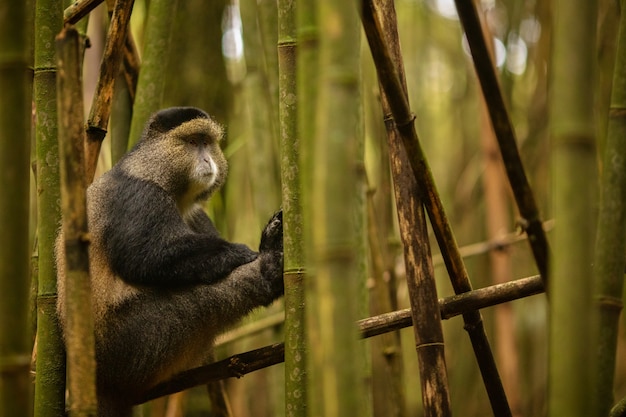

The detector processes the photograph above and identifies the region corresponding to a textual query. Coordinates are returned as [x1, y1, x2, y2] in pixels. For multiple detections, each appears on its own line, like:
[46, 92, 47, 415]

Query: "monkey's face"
[123, 112, 229, 208]
[183, 133, 228, 193]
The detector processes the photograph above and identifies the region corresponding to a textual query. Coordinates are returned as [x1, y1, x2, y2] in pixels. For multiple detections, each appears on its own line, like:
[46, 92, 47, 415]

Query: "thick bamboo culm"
[56, 26, 98, 416]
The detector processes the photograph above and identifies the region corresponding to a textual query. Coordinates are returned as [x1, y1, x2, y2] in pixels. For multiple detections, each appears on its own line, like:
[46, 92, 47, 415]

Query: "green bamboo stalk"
[0, 2, 33, 416]
[127, 0, 179, 148]
[240, 0, 281, 219]
[277, 1, 307, 416]
[592, 0, 626, 414]
[257, 0, 280, 145]
[296, 1, 318, 415]
[308, 0, 368, 416]
[56, 26, 98, 417]
[549, 0, 598, 416]
[33, 0, 67, 415]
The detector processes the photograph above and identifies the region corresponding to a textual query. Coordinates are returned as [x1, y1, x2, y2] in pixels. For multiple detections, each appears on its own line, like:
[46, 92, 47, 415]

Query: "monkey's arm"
[101, 175, 258, 287]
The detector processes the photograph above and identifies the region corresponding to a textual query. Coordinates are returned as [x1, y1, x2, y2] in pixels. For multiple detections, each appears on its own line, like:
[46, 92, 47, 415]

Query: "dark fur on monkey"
[56, 107, 284, 417]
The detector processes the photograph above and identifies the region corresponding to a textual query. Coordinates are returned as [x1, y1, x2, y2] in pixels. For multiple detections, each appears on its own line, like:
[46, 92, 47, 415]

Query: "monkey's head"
[121, 107, 228, 210]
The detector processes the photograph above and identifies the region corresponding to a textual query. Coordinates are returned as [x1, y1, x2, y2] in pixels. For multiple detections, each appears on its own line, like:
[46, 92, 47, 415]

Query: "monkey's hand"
[259, 210, 284, 302]
[259, 210, 283, 253]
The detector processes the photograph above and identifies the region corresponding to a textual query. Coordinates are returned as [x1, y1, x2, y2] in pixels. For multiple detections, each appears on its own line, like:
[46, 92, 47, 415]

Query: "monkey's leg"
[96, 254, 283, 405]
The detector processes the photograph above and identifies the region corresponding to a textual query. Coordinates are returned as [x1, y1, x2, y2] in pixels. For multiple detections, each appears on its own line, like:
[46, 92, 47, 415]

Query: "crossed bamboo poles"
[61, 0, 550, 415]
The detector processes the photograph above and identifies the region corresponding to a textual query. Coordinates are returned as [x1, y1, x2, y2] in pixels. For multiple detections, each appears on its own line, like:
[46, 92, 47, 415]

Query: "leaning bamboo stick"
[453, 0, 550, 283]
[85, 0, 135, 183]
[64, 0, 105, 24]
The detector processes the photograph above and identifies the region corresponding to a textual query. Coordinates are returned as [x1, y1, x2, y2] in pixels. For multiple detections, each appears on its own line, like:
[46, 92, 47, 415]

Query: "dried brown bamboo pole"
[453, 0, 550, 283]
[63, 0, 139, 103]
[121, 30, 139, 101]
[364, 275, 544, 338]
[85, 0, 135, 183]
[360, 1, 512, 415]
[56, 26, 98, 417]
[137, 274, 544, 403]
[372, 0, 451, 415]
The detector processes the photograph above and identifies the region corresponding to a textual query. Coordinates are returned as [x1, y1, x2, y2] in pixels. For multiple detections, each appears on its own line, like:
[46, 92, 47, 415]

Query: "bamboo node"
[0, 354, 32, 374]
[596, 295, 624, 311]
[415, 342, 445, 350]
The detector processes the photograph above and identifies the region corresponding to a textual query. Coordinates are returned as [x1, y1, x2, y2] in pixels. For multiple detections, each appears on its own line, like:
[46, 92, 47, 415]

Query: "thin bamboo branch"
[56, 26, 98, 416]
[85, 0, 135, 182]
[64, 0, 105, 24]
[139, 344, 286, 404]
[360, 2, 512, 415]
[137, 274, 544, 403]
[452, 0, 550, 283]
[215, 313, 285, 347]
[362, 275, 544, 338]
[432, 220, 553, 266]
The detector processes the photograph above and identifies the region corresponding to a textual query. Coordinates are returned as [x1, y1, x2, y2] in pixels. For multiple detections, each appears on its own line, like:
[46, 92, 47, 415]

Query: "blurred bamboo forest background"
[2, 0, 626, 416]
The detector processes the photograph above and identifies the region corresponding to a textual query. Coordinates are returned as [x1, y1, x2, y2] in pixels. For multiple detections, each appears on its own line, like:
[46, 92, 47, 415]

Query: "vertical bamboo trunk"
[240, 0, 281, 219]
[372, 1, 451, 415]
[592, 0, 626, 414]
[0, 2, 33, 416]
[127, 0, 179, 148]
[257, 0, 280, 145]
[366, 190, 406, 417]
[33, 0, 67, 415]
[277, 0, 307, 416]
[307, 0, 368, 415]
[56, 27, 98, 417]
[549, 1, 597, 416]
[474, 11, 522, 417]
[363, 45, 405, 417]
[296, 1, 317, 415]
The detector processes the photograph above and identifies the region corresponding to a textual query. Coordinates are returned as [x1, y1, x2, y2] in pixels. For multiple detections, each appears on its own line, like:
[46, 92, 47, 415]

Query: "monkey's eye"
[187, 137, 209, 146]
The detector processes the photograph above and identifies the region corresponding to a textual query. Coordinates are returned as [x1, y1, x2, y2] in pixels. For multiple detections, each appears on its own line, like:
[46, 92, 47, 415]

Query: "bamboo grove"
[1, 0, 626, 416]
